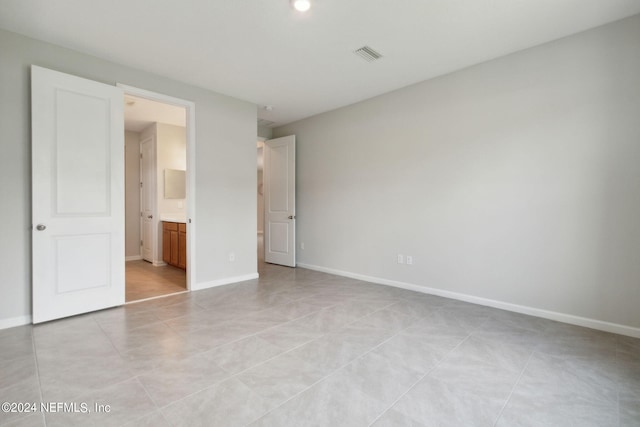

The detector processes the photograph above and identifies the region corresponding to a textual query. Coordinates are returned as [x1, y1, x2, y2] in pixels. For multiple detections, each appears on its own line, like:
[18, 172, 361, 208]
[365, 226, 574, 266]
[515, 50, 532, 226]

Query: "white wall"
[0, 29, 257, 327]
[274, 15, 640, 332]
[258, 125, 273, 140]
[157, 123, 187, 219]
[124, 130, 141, 258]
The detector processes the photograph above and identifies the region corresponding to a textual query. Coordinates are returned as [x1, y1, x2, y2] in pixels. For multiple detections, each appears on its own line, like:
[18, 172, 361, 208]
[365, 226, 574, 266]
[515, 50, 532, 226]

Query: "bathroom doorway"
[122, 88, 196, 302]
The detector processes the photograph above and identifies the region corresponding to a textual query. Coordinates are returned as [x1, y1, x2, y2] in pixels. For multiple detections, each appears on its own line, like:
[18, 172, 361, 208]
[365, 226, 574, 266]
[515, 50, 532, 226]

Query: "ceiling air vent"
[354, 46, 383, 62]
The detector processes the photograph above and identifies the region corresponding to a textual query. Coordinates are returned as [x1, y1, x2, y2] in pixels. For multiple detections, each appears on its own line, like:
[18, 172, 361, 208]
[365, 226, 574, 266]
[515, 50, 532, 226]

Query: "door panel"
[264, 135, 296, 267]
[56, 90, 111, 214]
[55, 234, 110, 293]
[31, 65, 124, 323]
[268, 222, 289, 253]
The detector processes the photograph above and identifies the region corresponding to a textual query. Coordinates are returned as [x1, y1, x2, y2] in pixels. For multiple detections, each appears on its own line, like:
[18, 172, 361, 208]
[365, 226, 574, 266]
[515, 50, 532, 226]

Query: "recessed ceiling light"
[292, 0, 311, 12]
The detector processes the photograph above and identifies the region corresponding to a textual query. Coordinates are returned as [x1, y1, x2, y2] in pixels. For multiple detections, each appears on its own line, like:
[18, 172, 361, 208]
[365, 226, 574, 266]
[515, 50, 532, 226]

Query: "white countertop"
[160, 215, 187, 223]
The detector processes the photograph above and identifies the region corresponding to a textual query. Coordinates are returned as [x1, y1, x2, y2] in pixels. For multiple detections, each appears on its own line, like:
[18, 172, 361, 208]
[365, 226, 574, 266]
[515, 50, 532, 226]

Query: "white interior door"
[32, 66, 125, 324]
[140, 136, 155, 263]
[264, 135, 296, 267]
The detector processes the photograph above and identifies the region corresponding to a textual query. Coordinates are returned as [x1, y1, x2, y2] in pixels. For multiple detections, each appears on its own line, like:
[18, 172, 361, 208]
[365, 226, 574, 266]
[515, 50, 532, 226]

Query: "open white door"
[32, 66, 125, 323]
[264, 135, 296, 267]
[140, 136, 155, 263]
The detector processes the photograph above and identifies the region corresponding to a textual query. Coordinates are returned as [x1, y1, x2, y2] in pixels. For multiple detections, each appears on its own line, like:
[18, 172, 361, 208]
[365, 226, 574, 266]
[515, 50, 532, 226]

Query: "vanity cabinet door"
[162, 221, 186, 270]
[162, 225, 171, 264]
[178, 223, 187, 269]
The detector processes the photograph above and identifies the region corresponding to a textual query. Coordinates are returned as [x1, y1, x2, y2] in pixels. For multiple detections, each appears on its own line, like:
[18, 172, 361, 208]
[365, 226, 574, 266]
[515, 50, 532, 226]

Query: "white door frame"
[118, 84, 196, 290]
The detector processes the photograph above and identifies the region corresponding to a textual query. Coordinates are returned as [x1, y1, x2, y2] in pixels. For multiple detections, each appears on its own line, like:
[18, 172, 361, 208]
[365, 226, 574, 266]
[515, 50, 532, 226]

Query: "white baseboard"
[0, 315, 32, 330]
[191, 273, 259, 291]
[152, 261, 167, 267]
[125, 255, 143, 261]
[297, 262, 640, 339]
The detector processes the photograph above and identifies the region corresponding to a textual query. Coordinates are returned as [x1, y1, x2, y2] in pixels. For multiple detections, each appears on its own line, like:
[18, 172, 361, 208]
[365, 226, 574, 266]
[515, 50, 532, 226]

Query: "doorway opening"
[121, 86, 196, 302]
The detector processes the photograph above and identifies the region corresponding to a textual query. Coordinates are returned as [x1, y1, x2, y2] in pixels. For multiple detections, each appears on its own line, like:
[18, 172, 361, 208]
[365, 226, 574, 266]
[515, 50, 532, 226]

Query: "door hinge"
[140, 182, 143, 188]
[140, 240, 143, 246]
[140, 153, 143, 159]
[140, 212, 143, 217]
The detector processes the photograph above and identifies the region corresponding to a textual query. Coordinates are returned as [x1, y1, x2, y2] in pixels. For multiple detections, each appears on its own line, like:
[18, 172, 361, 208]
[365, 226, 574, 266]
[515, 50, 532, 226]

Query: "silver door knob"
[147, 215, 153, 219]
[36, 224, 46, 231]
[288, 215, 295, 219]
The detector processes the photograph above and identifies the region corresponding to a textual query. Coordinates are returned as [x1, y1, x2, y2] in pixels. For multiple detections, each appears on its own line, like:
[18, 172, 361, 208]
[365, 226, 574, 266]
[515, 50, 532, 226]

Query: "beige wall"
[0, 29, 258, 327]
[274, 15, 640, 333]
[258, 125, 273, 140]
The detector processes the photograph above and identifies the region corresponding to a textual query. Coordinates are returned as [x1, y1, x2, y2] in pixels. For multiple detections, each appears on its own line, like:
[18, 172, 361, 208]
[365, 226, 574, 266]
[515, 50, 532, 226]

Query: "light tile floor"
[1, 262, 639, 426]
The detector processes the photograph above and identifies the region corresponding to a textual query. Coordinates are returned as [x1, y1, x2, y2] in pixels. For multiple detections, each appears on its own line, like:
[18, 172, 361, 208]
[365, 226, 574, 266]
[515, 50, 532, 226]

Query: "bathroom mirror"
[164, 169, 186, 199]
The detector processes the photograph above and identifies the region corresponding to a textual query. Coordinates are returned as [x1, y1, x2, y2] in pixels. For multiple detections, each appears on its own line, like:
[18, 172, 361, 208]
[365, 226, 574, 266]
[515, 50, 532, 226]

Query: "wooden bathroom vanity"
[162, 220, 186, 269]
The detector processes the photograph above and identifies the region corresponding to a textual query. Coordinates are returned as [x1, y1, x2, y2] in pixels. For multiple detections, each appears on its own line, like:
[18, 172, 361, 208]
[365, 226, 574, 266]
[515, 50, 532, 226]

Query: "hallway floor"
[126, 260, 186, 302]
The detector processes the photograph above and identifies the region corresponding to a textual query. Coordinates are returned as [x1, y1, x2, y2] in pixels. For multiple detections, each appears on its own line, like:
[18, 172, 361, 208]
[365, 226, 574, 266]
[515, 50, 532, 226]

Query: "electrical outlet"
[301, 242, 305, 250]
[406, 255, 413, 265]
[397, 254, 404, 264]
[229, 252, 235, 262]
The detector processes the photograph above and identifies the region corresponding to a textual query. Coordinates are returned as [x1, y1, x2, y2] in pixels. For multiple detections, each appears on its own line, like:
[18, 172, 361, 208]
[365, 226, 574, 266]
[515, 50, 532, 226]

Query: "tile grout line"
[90, 314, 179, 423]
[93, 315, 151, 372]
[491, 349, 536, 427]
[244, 303, 451, 426]
[33, 317, 138, 424]
[32, 317, 120, 424]
[153, 296, 404, 418]
[364, 310, 509, 426]
[129, 377, 174, 427]
[110, 283, 349, 370]
[615, 337, 621, 427]
[365, 324, 477, 427]
[150, 295, 406, 423]
[30, 328, 48, 427]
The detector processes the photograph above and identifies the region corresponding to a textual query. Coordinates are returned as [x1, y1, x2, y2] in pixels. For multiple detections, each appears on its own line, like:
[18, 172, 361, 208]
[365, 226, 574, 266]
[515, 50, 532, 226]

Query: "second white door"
[140, 136, 155, 263]
[264, 135, 296, 267]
